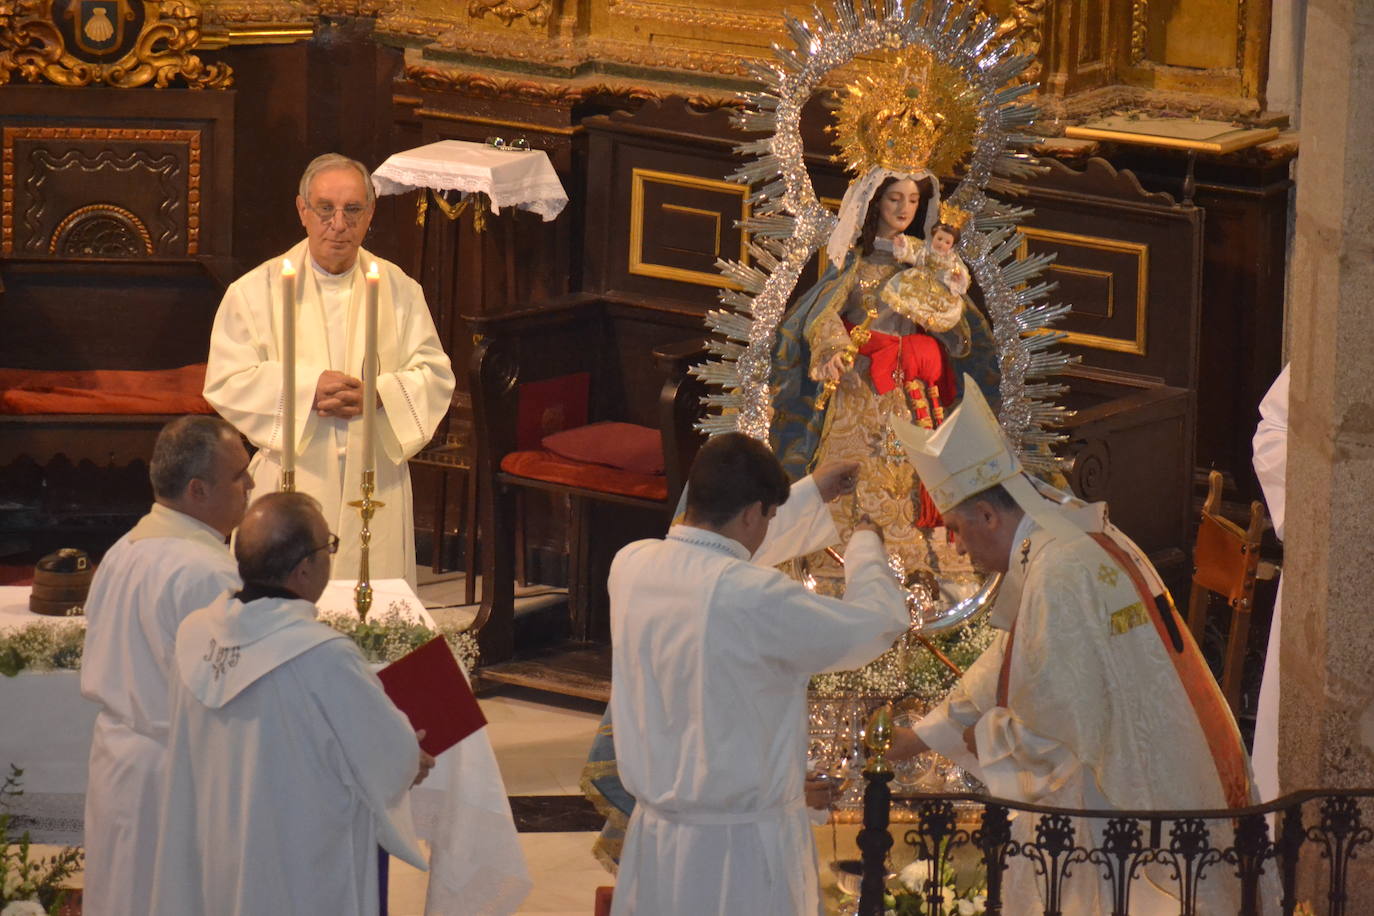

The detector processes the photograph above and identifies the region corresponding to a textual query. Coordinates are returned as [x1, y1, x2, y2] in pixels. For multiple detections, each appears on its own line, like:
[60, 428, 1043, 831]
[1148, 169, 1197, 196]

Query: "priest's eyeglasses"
[305, 534, 341, 558]
[305, 203, 370, 226]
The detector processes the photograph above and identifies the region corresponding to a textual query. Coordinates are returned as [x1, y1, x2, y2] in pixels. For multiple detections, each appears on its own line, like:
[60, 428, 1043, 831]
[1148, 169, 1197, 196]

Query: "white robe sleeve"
[912, 633, 1007, 774]
[743, 529, 908, 675]
[305, 640, 428, 870]
[203, 274, 320, 453]
[374, 271, 455, 464]
[750, 476, 840, 568]
[1253, 363, 1289, 541]
[971, 563, 1100, 804]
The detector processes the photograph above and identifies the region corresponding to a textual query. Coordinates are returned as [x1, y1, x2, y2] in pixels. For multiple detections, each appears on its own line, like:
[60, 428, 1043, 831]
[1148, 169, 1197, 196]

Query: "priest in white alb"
[204, 152, 455, 586]
[608, 433, 909, 915]
[80, 416, 253, 916]
[889, 379, 1258, 915]
[150, 491, 433, 916]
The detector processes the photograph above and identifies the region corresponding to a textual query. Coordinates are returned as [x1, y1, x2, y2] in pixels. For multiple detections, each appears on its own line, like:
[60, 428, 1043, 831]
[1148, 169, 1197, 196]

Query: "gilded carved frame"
[1018, 226, 1148, 357]
[627, 167, 751, 290]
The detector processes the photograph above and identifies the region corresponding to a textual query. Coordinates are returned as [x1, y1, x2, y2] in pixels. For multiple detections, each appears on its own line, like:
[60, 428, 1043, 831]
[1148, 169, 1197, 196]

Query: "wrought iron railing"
[855, 714, 1374, 915]
[859, 785, 1374, 915]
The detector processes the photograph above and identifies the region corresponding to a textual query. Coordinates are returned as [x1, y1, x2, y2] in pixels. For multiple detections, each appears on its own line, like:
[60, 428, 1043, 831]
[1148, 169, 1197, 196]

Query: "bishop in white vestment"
[204, 154, 454, 586]
[609, 434, 909, 915]
[892, 380, 1257, 915]
[150, 492, 429, 916]
[80, 417, 252, 916]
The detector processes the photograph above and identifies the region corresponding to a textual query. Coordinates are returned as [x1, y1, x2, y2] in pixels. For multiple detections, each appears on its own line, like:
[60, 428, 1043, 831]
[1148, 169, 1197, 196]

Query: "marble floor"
[387, 685, 614, 916]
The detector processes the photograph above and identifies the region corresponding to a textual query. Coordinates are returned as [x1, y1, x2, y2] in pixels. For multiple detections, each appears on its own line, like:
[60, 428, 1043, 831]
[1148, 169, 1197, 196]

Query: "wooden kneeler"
[1187, 470, 1266, 717]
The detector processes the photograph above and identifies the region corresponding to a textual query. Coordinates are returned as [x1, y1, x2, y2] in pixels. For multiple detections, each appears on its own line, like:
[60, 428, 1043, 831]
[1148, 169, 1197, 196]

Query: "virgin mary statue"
[771, 167, 1000, 579]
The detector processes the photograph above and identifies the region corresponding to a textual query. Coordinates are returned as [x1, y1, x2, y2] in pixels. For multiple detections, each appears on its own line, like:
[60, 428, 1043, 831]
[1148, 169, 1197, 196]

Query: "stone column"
[1281, 0, 1374, 905]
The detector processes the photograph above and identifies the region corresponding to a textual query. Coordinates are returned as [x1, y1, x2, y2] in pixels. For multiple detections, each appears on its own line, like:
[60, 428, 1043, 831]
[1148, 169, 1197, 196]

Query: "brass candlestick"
[279, 468, 295, 493]
[348, 469, 385, 620]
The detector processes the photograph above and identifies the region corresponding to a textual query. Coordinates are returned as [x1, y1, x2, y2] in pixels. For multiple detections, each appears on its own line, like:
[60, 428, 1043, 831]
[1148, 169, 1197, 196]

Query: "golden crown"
[937, 201, 972, 230]
[831, 49, 980, 178]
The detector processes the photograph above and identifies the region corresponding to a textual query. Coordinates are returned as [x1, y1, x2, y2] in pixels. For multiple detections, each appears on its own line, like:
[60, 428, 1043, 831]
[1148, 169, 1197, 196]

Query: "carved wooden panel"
[0, 85, 233, 260]
[584, 99, 760, 309]
[1009, 158, 1203, 390]
[627, 167, 749, 290]
[3, 126, 201, 257]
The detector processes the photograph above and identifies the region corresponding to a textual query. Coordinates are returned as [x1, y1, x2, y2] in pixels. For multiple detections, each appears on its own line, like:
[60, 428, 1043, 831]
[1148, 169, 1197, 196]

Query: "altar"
[0, 583, 532, 915]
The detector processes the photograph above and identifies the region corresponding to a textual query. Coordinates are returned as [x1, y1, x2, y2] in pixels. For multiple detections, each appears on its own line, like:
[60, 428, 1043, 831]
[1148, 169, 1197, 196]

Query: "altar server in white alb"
[1252, 362, 1289, 802]
[80, 416, 252, 916]
[890, 379, 1256, 915]
[150, 491, 433, 916]
[609, 433, 908, 916]
[204, 152, 455, 587]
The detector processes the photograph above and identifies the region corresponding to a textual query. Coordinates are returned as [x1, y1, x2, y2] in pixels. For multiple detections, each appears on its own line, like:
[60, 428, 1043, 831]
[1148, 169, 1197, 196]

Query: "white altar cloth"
[0, 582, 530, 914]
[371, 140, 568, 220]
[1, 580, 434, 631]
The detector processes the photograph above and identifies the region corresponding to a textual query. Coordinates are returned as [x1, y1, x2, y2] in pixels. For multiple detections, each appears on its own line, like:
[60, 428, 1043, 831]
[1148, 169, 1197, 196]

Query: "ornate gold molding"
[467, 0, 549, 27]
[0, 0, 231, 88]
[199, 0, 310, 27]
[1129, 0, 1147, 64]
[993, 0, 1044, 84]
[605, 0, 777, 33]
[401, 64, 742, 111]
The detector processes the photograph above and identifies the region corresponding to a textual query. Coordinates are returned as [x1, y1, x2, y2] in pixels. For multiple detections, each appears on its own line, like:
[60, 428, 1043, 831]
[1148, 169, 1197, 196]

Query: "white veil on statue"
[825, 166, 942, 267]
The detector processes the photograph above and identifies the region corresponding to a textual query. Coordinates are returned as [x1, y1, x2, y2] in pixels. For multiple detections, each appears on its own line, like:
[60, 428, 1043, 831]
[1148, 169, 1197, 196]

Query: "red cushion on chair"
[500, 449, 668, 502]
[0, 364, 214, 415]
[541, 421, 665, 476]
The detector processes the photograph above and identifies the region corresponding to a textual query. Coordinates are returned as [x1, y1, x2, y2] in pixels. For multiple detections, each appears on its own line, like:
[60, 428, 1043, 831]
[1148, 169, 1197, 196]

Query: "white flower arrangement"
[0, 613, 479, 676]
[884, 850, 987, 916]
[2, 901, 48, 916]
[1, 766, 82, 915]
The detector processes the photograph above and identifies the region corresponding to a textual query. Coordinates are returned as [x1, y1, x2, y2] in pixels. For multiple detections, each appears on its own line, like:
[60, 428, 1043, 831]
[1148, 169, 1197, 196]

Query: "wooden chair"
[1187, 469, 1265, 717]
[408, 415, 479, 607]
[467, 294, 707, 683]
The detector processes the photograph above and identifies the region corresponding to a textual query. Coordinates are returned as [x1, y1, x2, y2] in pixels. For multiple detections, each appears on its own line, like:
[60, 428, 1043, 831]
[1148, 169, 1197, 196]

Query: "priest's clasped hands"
[313, 370, 382, 419]
[314, 370, 363, 418]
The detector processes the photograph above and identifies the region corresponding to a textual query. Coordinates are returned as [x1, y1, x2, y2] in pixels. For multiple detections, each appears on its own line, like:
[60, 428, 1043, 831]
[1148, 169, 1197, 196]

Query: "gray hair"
[235, 491, 325, 586]
[949, 481, 1020, 518]
[149, 416, 239, 501]
[298, 153, 375, 206]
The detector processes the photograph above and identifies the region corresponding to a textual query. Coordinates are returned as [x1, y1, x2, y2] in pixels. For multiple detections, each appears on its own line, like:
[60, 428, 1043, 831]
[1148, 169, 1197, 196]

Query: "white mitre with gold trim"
[889, 377, 1081, 541]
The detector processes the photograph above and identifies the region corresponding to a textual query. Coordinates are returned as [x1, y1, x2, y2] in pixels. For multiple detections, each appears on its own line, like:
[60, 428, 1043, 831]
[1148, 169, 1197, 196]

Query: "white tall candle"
[362, 262, 380, 474]
[281, 259, 296, 485]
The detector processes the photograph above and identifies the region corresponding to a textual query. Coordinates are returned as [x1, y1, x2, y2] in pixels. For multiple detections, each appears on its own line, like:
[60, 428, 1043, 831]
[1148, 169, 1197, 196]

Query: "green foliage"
[0, 766, 83, 914]
[0, 614, 480, 678]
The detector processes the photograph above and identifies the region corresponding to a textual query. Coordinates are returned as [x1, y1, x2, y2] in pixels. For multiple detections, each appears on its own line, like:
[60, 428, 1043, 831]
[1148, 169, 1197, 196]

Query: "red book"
[378, 636, 487, 757]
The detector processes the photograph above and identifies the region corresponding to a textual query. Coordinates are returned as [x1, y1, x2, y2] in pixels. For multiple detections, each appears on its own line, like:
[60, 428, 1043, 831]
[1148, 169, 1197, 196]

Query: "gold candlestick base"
[347, 469, 386, 621]
[279, 468, 295, 493]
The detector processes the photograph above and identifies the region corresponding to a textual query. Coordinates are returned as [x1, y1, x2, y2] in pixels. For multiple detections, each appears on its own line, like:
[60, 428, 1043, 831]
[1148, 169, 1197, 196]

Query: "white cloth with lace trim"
[371, 140, 568, 220]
